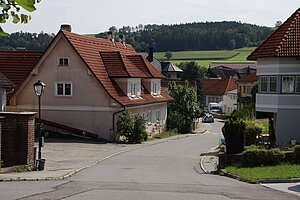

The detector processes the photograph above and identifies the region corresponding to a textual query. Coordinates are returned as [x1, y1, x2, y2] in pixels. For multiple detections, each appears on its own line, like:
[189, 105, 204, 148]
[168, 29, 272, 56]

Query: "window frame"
[295, 76, 300, 93]
[260, 76, 268, 93]
[55, 82, 73, 97]
[269, 76, 278, 93]
[57, 57, 70, 67]
[281, 76, 295, 94]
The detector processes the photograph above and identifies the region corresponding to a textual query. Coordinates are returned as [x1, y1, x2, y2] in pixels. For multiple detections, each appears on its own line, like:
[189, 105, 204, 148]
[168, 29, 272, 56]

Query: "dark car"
[202, 113, 214, 123]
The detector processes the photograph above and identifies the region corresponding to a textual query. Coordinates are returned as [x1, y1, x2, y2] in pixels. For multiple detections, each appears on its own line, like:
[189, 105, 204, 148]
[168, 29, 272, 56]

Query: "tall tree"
[164, 51, 172, 60]
[0, 0, 42, 36]
[178, 61, 207, 105]
[167, 81, 201, 133]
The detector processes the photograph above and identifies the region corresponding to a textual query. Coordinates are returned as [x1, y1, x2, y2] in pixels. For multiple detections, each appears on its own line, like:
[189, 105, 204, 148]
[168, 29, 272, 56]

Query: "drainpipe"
[112, 106, 126, 140]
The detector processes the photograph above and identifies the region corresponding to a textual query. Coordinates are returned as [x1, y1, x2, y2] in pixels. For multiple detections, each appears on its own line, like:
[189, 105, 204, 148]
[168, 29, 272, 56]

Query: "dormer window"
[127, 78, 141, 99]
[58, 57, 69, 66]
[130, 82, 137, 98]
[151, 79, 161, 97]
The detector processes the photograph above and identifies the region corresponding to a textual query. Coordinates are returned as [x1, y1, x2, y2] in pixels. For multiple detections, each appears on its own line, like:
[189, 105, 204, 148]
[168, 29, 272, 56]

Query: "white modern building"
[248, 8, 300, 145]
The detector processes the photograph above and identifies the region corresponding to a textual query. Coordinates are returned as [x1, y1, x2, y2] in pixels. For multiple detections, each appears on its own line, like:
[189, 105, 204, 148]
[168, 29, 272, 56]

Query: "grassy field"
[155, 47, 256, 67]
[225, 164, 300, 183]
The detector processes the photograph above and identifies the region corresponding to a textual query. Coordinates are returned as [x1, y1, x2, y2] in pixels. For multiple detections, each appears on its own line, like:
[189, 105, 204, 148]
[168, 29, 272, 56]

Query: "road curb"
[0, 133, 200, 182]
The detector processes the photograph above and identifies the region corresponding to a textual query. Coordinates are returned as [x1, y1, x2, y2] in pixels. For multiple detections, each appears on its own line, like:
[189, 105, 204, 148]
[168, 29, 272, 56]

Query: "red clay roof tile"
[203, 77, 237, 96]
[236, 72, 258, 83]
[248, 8, 300, 60]
[0, 50, 43, 100]
[126, 55, 164, 78]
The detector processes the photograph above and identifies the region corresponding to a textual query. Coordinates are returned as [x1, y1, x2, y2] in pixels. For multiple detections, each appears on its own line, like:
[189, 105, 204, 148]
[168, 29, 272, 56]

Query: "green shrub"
[294, 145, 300, 164]
[242, 148, 284, 167]
[117, 112, 147, 143]
[223, 118, 246, 154]
[244, 121, 262, 146]
[231, 104, 255, 120]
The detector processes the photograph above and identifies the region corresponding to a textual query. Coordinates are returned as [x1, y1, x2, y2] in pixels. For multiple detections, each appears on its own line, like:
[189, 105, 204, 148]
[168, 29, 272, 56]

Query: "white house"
[248, 8, 300, 145]
[203, 76, 238, 113]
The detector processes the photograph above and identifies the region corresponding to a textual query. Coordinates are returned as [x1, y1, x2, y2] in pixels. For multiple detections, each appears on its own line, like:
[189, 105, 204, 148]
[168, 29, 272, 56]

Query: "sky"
[2, 0, 300, 34]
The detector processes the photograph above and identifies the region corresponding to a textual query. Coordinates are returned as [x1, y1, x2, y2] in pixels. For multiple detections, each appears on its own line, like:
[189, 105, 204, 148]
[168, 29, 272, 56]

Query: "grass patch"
[256, 119, 269, 134]
[15, 165, 33, 173]
[154, 50, 238, 60]
[224, 164, 300, 183]
[155, 47, 256, 67]
[152, 131, 178, 139]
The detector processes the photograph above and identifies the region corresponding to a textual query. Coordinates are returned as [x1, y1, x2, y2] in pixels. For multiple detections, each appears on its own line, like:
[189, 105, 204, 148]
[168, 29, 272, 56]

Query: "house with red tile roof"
[248, 8, 300, 145]
[203, 76, 238, 113]
[5, 25, 172, 141]
[236, 72, 258, 110]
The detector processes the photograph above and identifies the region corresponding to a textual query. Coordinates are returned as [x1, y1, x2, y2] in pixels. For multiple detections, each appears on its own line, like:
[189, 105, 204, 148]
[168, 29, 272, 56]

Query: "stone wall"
[0, 112, 36, 167]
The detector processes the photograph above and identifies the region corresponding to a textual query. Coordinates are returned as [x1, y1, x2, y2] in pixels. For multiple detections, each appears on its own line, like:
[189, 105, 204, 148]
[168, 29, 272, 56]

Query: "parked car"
[202, 113, 214, 123]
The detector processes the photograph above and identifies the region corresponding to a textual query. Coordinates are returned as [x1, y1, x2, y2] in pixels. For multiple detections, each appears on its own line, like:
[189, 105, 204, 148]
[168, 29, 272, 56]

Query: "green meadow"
[154, 47, 256, 67]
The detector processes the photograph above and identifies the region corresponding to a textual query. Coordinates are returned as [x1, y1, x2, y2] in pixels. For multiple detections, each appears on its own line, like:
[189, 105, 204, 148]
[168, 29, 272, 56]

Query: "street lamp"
[33, 80, 45, 163]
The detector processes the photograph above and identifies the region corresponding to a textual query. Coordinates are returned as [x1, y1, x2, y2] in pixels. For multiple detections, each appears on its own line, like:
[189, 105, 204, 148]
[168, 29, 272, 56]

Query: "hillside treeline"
[95, 21, 273, 52]
[0, 32, 55, 50]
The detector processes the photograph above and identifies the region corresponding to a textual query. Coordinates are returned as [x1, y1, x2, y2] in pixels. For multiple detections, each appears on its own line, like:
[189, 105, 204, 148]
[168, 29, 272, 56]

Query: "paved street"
[0, 120, 299, 199]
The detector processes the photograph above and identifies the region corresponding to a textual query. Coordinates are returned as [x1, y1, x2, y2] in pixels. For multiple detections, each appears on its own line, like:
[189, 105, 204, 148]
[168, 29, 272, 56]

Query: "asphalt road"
[1, 120, 299, 200]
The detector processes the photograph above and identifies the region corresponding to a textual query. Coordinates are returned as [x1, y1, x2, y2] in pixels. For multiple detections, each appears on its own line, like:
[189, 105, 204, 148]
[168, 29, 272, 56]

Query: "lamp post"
[33, 80, 45, 161]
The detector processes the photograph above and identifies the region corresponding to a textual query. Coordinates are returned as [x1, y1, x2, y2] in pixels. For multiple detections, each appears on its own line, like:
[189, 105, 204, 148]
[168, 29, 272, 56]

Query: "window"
[282, 76, 294, 93]
[247, 86, 252, 94]
[58, 57, 69, 66]
[269, 76, 277, 93]
[296, 76, 300, 93]
[55, 82, 72, 96]
[243, 86, 246, 94]
[260, 76, 268, 92]
[130, 82, 137, 97]
[128, 79, 141, 99]
[153, 82, 158, 95]
[147, 111, 152, 123]
[151, 80, 160, 96]
[156, 109, 161, 121]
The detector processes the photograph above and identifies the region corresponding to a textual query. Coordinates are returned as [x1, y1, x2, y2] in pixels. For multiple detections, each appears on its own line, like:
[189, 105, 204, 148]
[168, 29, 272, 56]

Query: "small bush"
[241, 148, 284, 167]
[223, 118, 246, 154]
[244, 121, 262, 146]
[117, 112, 147, 144]
[294, 145, 300, 164]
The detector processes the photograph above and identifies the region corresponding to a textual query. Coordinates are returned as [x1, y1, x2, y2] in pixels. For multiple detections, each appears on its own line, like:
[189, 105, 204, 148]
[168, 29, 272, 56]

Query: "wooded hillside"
[95, 21, 273, 52]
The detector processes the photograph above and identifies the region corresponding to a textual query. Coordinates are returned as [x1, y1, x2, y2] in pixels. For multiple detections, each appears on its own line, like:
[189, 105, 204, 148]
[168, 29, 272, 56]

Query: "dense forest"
[0, 32, 55, 50]
[0, 21, 273, 52]
[95, 21, 273, 52]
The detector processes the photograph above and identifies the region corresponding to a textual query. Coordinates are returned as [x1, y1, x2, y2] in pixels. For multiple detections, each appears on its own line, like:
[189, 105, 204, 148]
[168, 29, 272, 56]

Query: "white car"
[202, 113, 214, 123]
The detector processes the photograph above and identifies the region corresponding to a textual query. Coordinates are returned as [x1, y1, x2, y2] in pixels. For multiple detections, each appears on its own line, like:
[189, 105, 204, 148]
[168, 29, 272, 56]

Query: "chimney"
[107, 31, 115, 43]
[146, 47, 153, 62]
[118, 34, 126, 45]
[60, 24, 72, 32]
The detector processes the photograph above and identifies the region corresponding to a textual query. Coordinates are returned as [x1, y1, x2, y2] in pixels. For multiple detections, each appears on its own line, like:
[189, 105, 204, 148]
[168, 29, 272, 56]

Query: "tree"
[0, 0, 42, 36]
[178, 61, 207, 104]
[167, 81, 201, 133]
[164, 51, 172, 60]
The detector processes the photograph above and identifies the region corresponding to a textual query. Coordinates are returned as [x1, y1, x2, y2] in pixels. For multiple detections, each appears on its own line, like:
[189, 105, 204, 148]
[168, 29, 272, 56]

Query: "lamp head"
[33, 80, 46, 97]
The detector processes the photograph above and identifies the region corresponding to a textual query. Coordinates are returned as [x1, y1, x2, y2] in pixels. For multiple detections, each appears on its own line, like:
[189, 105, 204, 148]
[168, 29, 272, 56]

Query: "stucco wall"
[126, 102, 168, 134]
[275, 109, 300, 146]
[222, 89, 237, 113]
[257, 58, 300, 75]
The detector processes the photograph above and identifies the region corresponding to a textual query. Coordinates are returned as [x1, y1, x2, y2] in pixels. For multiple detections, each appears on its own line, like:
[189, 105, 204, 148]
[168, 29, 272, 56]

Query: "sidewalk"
[0, 124, 208, 182]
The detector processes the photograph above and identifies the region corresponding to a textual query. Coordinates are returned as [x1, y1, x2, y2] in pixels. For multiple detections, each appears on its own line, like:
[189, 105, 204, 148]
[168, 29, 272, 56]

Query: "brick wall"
[0, 112, 36, 167]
